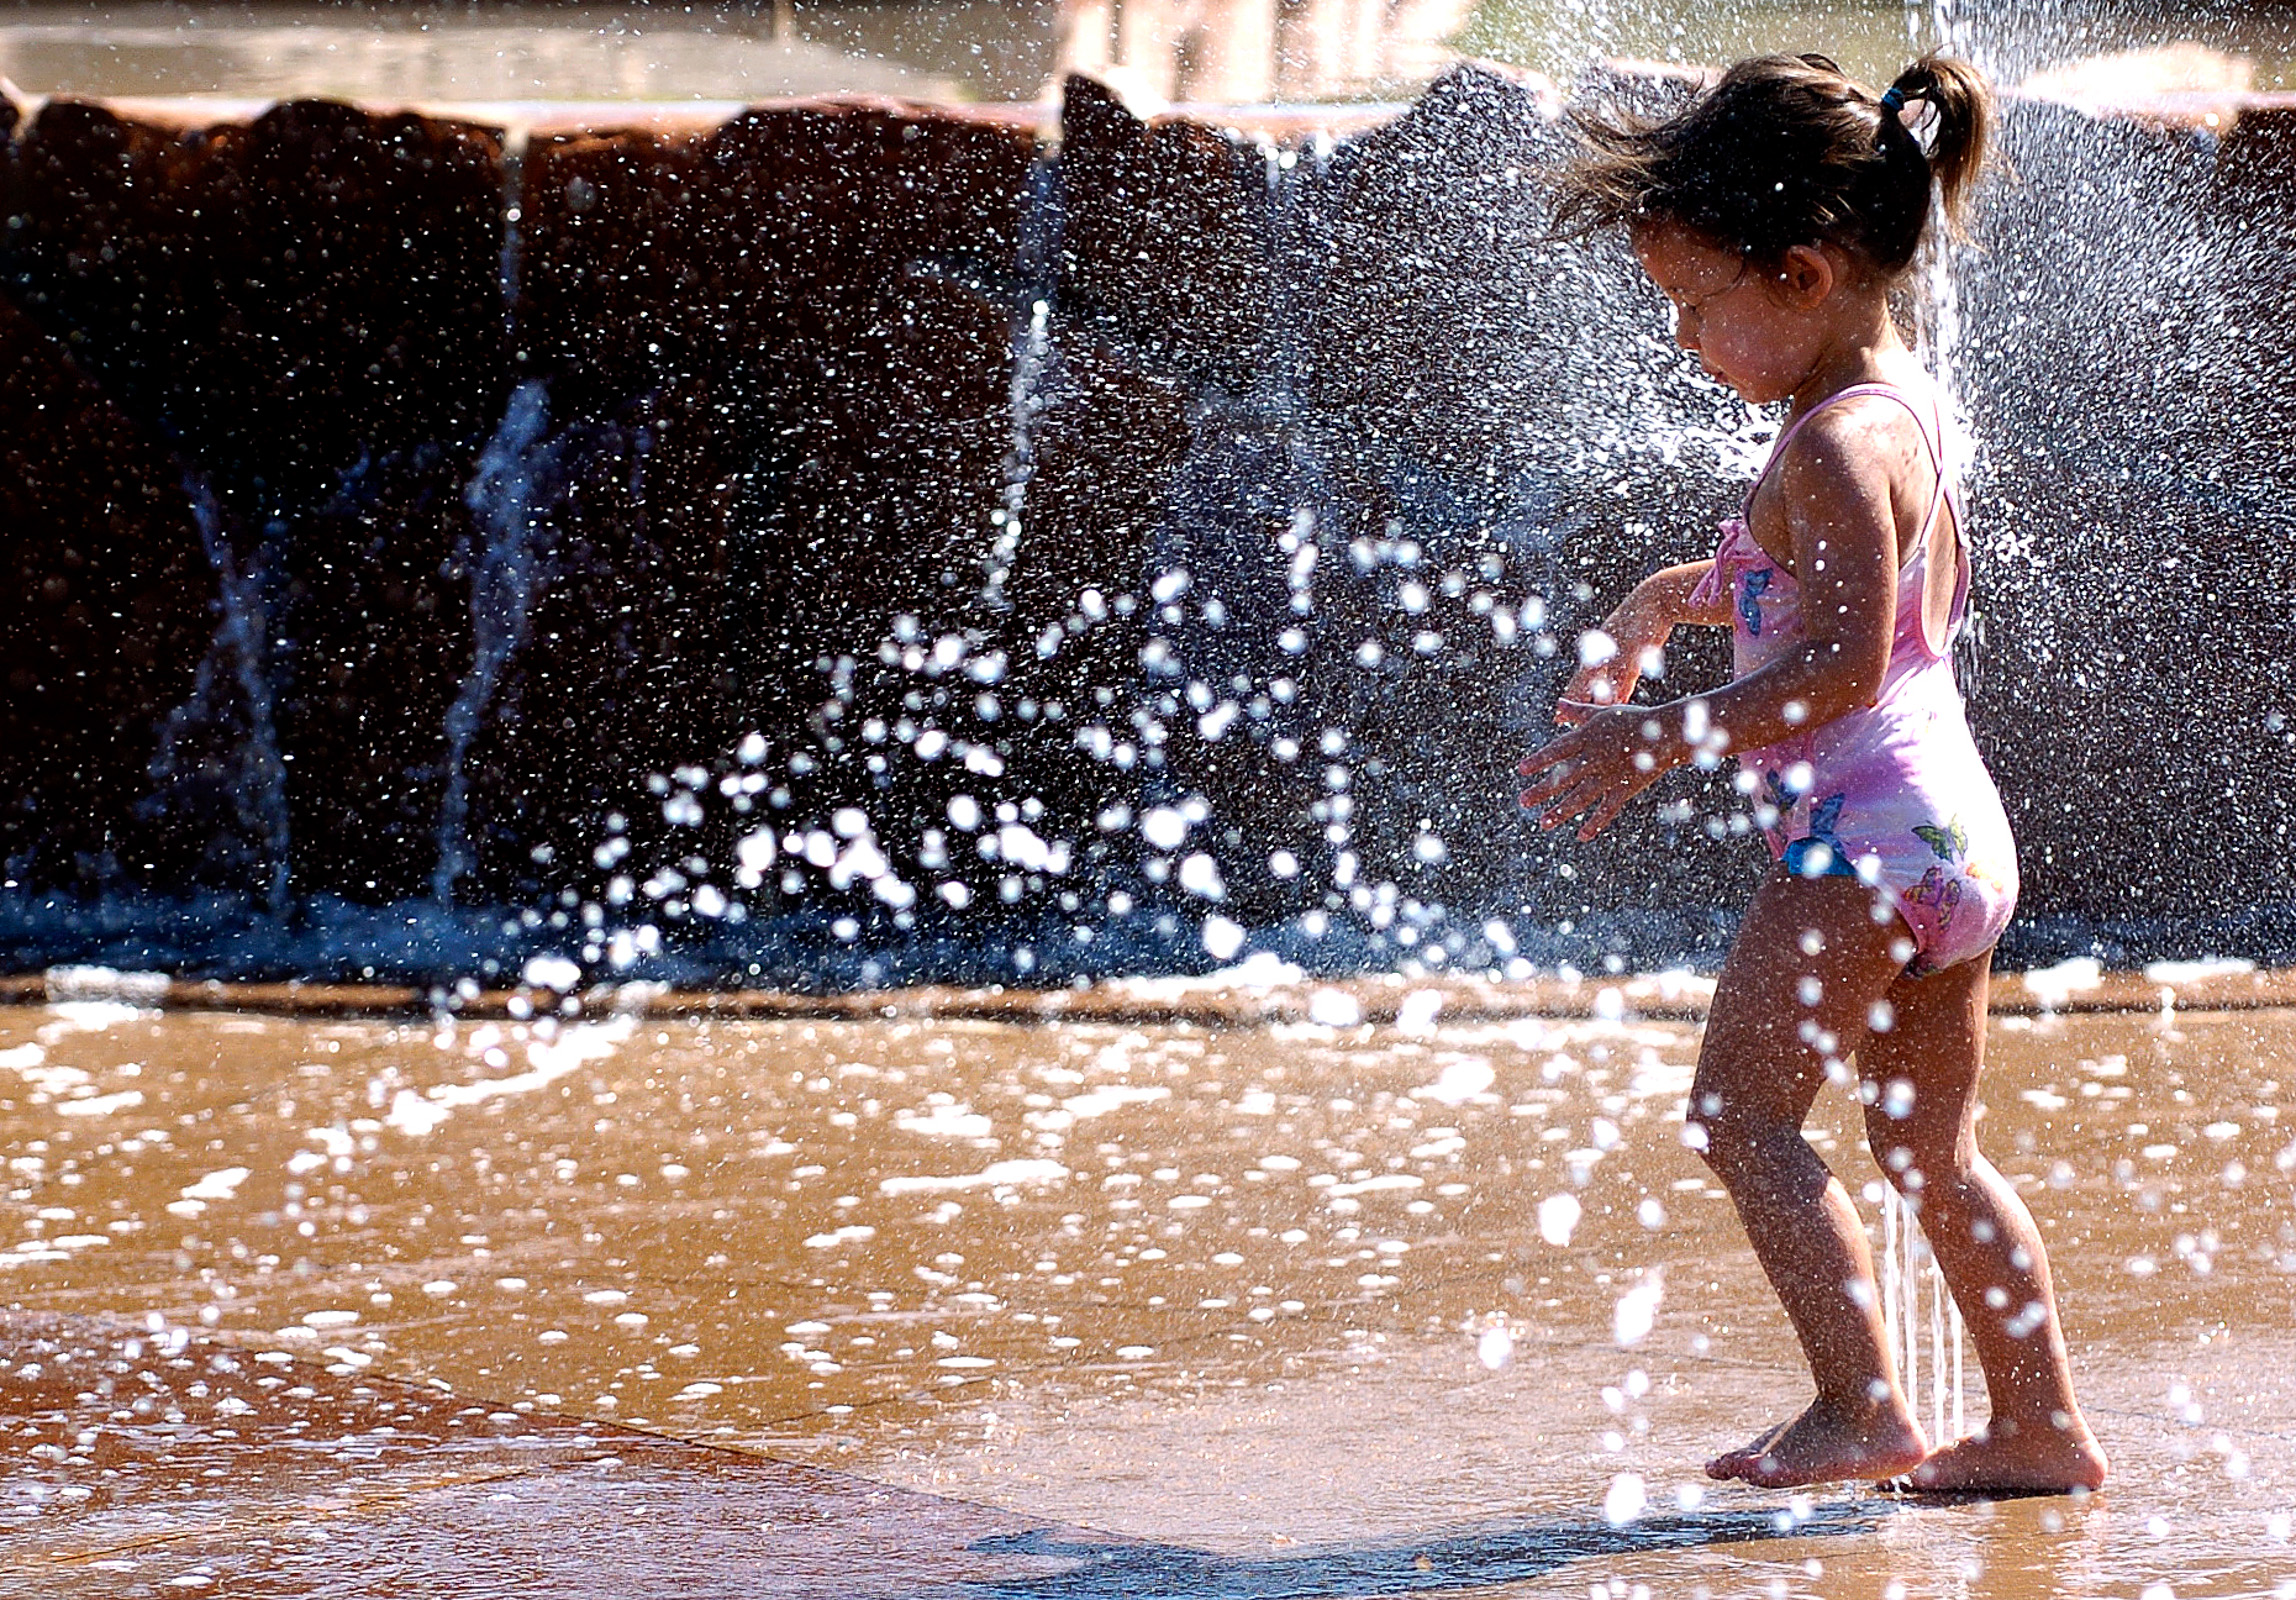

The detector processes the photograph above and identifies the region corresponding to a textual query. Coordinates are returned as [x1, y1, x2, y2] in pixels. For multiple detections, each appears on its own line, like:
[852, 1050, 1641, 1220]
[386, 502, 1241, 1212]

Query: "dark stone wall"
[466, 104, 1049, 911]
[0, 294, 210, 886]
[1, 99, 507, 901]
[0, 71, 2288, 981]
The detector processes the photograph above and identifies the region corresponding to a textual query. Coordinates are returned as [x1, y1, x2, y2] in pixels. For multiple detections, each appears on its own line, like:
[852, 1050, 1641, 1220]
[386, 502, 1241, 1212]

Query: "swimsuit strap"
[1746, 381, 1969, 620]
[1747, 382, 1945, 506]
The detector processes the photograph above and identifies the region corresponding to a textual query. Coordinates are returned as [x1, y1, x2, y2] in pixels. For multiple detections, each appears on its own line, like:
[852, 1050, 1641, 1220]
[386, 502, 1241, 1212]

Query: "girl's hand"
[1556, 602, 1669, 724]
[1516, 706, 1682, 841]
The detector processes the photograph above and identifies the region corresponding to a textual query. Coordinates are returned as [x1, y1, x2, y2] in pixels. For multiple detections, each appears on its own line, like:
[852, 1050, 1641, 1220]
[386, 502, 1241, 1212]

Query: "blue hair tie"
[1879, 86, 1907, 113]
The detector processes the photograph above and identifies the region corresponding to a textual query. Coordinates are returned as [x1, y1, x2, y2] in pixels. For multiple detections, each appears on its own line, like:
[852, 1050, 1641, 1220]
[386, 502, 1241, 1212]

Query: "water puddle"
[4, 1000, 2296, 1593]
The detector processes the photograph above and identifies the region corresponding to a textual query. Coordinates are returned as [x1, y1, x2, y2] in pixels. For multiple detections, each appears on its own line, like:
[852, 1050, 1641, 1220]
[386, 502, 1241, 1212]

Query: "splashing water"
[145, 472, 293, 913]
[0, 4, 2284, 994]
[984, 151, 1063, 610]
[434, 378, 558, 905]
[1880, 1185, 1967, 1444]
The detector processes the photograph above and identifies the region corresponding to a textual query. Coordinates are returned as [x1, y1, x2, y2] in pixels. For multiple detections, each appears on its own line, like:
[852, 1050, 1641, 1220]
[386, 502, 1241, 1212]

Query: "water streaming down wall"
[146, 469, 292, 914]
[0, 66, 2290, 986]
[1, 96, 507, 928]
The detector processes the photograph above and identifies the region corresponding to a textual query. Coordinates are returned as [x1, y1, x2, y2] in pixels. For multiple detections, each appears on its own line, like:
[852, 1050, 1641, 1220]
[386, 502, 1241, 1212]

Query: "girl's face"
[1632, 222, 1829, 406]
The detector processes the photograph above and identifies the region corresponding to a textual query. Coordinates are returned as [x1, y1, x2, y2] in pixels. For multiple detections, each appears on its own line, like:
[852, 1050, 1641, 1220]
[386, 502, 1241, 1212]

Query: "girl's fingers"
[1516, 732, 1585, 781]
[1579, 759, 1670, 839]
[1527, 768, 1618, 830]
[1564, 645, 1648, 702]
[1576, 784, 1640, 840]
[1558, 670, 1604, 705]
[1517, 763, 1574, 815]
[1523, 701, 1671, 835]
[1527, 753, 1652, 835]
[1518, 772, 1576, 811]
[1519, 751, 1600, 808]
[1556, 675, 1627, 722]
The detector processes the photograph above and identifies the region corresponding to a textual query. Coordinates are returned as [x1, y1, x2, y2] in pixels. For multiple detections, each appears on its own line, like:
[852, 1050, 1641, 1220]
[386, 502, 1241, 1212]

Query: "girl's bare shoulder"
[1772, 392, 1935, 510]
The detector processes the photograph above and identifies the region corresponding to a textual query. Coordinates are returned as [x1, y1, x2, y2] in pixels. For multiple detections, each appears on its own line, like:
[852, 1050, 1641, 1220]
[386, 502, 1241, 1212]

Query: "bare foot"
[1705, 1415, 1790, 1477]
[1907, 1416, 2108, 1496]
[1706, 1398, 1929, 1488]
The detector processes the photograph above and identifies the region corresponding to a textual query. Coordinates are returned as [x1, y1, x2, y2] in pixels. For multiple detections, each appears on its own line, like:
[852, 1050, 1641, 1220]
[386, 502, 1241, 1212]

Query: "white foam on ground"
[894, 1103, 996, 1140]
[40, 1001, 156, 1034]
[1060, 1085, 1170, 1119]
[385, 1017, 633, 1137]
[2144, 957, 2255, 986]
[1613, 1272, 1664, 1348]
[1413, 1058, 1495, 1105]
[56, 1090, 143, 1118]
[45, 966, 171, 1002]
[165, 1166, 250, 1217]
[181, 1167, 251, 1202]
[1537, 1192, 1582, 1247]
[1109, 950, 1306, 1002]
[880, 1159, 1069, 1196]
[2023, 956, 2104, 1006]
[1327, 1173, 1422, 1199]
[1395, 989, 1444, 1034]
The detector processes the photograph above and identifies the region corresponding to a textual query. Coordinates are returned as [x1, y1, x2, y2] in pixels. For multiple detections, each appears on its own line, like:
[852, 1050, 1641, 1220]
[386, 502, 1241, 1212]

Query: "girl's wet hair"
[1552, 53, 1992, 279]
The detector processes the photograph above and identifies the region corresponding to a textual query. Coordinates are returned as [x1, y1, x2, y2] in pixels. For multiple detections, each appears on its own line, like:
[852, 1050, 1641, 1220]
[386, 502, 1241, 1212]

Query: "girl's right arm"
[1555, 559, 1729, 720]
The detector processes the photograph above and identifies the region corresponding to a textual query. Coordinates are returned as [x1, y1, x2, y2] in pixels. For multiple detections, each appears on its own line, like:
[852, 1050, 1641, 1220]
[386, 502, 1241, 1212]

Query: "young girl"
[1518, 53, 2108, 1495]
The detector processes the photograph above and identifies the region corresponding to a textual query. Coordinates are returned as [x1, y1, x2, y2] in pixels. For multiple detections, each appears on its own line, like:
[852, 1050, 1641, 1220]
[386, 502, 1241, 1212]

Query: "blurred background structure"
[1, 2, 2288, 107]
[1052, 0, 1475, 105]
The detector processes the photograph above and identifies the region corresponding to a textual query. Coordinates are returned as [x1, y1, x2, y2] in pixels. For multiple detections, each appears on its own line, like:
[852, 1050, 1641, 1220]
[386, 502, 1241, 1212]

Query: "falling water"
[986, 296, 1050, 605]
[432, 125, 553, 908]
[1914, 0, 1974, 407]
[1859, 0, 1979, 1449]
[144, 471, 293, 913]
[1881, 1185, 1968, 1445]
[984, 151, 1063, 610]
[432, 377, 557, 906]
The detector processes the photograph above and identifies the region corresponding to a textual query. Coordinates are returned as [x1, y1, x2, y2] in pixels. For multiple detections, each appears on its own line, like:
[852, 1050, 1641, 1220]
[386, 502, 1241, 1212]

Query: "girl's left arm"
[1519, 416, 1900, 839]
[1555, 559, 1732, 718]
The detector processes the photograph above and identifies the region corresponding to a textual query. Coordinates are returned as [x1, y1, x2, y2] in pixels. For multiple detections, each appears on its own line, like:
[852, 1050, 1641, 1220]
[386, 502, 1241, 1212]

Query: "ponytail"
[1552, 51, 1994, 280]
[1880, 54, 1993, 242]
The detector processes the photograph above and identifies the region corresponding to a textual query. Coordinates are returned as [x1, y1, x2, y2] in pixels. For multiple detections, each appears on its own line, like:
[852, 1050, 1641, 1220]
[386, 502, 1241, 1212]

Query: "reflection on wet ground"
[4, 996, 2296, 1595]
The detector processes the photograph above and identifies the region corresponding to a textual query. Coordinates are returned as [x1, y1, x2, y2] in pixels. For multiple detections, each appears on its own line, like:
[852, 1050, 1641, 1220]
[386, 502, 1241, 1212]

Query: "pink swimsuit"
[1688, 383, 2017, 976]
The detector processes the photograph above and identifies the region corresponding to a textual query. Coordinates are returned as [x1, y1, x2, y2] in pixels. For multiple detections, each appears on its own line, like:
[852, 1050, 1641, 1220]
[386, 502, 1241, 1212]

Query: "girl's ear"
[1773, 244, 1837, 308]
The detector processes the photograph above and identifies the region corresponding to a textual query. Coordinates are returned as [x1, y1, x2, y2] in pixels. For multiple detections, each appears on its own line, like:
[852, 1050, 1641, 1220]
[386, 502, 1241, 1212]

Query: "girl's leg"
[1692, 871, 1930, 1487]
[1859, 951, 2109, 1493]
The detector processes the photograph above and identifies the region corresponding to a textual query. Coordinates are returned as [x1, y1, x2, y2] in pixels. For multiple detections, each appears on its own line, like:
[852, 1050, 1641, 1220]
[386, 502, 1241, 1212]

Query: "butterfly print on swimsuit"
[1737, 567, 1774, 637]
[1806, 793, 1846, 842]
[1761, 768, 1813, 813]
[1911, 819, 1968, 862]
[1909, 864, 1964, 928]
[1779, 793, 1852, 878]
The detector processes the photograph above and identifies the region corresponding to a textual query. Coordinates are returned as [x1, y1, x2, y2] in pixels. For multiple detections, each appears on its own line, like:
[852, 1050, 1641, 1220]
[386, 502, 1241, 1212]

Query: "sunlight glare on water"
[7, 998, 2296, 1593]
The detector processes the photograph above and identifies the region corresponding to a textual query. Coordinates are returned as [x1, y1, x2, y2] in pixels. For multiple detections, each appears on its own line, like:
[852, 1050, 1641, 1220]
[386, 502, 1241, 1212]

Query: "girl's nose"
[1674, 311, 1700, 351]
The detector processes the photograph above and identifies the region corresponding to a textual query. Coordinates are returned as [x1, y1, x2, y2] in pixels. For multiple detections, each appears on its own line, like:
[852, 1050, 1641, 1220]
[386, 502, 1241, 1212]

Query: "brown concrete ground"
[4, 990, 2296, 1596]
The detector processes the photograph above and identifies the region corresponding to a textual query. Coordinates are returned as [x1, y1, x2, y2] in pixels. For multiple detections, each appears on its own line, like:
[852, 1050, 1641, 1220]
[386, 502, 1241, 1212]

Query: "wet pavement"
[4, 992, 2296, 1596]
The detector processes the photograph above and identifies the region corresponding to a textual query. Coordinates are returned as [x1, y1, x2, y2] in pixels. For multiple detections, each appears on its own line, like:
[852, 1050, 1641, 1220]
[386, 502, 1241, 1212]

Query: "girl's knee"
[1861, 1081, 1974, 1182]
[1686, 1089, 1799, 1182]
[1865, 1128, 1978, 1201]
